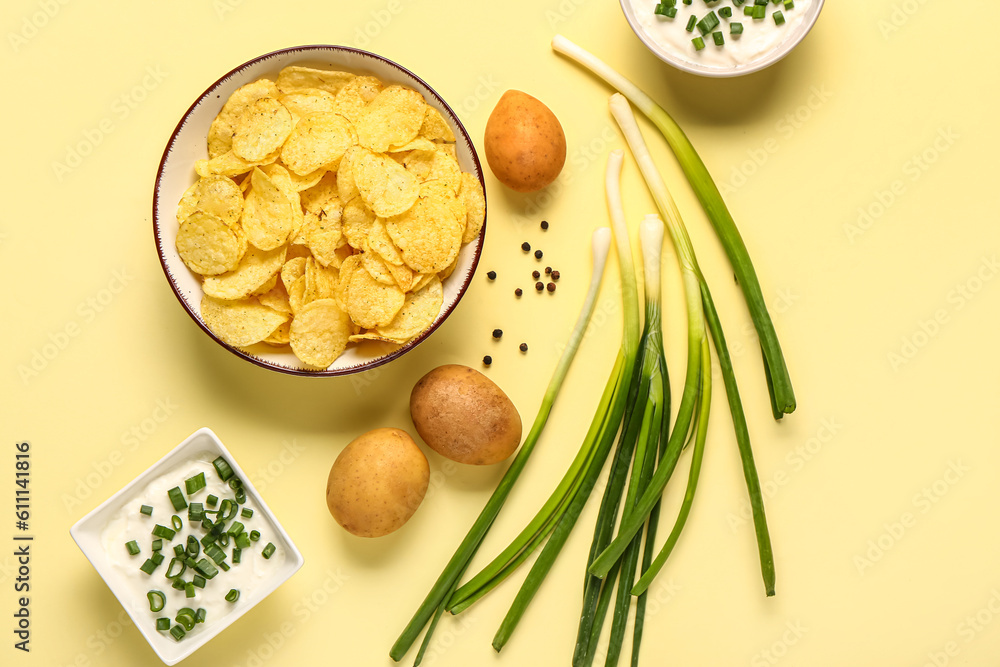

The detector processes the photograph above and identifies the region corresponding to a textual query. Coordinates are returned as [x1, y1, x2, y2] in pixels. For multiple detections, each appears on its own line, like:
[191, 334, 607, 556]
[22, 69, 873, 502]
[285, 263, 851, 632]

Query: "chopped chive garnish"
[232, 547, 242, 564]
[167, 487, 187, 511]
[240, 508, 253, 519]
[171, 578, 186, 591]
[176, 608, 197, 631]
[187, 535, 200, 558]
[139, 505, 153, 516]
[654, 4, 678, 17]
[185, 472, 207, 495]
[125, 540, 140, 556]
[784, 0, 793, 7]
[235, 533, 251, 549]
[235, 487, 247, 504]
[156, 618, 170, 631]
[685, 15, 697, 31]
[195, 608, 207, 624]
[754, 0, 768, 5]
[744, 5, 754, 14]
[139, 558, 159, 575]
[188, 503, 204, 522]
[169, 624, 186, 641]
[228, 478, 242, 491]
[227, 521, 244, 537]
[150, 552, 165, 566]
[147, 590, 166, 612]
[218, 533, 230, 548]
[219, 499, 237, 522]
[152, 539, 163, 552]
[731, 22, 744, 34]
[713, 30, 725, 45]
[225, 589, 240, 603]
[733, 0, 745, 4]
[194, 558, 219, 579]
[165, 558, 187, 579]
[719, 6, 732, 18]
[193, 575, 206, 589]
[773, 10, 785, 24]
[262, 543, 276, 560]
[219, 561, 231, 572]
[213, 457, 234, 482]
[185, 582, 196, 598]
[692, 36, 706, 50]
[206, 494, 218, 508]
[696, 11, 719, 35]
[249, 530, 260, 542]
[172, 543, 185, 559]
[753, 5, 766, 18]
[171, 515, 182, 531]
[152, 524, 176, 540]
[205, 544, 227, 565]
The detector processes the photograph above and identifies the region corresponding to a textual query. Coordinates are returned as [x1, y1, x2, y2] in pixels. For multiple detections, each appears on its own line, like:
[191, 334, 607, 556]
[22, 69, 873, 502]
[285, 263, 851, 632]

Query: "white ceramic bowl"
[620, 0, 825, 78]
[70, 428, 304, 665]
[153, 45, 486, 376]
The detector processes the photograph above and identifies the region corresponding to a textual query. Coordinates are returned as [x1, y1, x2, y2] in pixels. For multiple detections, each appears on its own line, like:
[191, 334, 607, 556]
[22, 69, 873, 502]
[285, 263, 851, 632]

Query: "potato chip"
[377, 276, 443, 342]
[259, 163, 304, 239]
[341, 197, 376, 250]
[288, 275, 306, 313]
[346, 261, 405, 329]
[409, 273, 435, 293]
[355, 85, 426, 153]
[361, 250, 396, 285]
[264, 320, 291, 345]
[195, 149, 279, 178]
[386, 186, 463, 274]
[304, 257, 339, 303]
[335, 254, 361, 311]
[388, 137, 437, 153]
[438, 256, 460, 282]
[367, 217, 404, 266]
[280, 112, 357, 176]
[336, 146, 362, 203]
[354, 148, 420, 218]
[176, 211, 243, 276]
[386, 260, 414, 292]
[242, 168, 294, 250]
[419, 106, 456, 143]
[459, 172, 486, 244]
[232, 97, 293, 163]
[289, 298, 352, 368]
[277, 88, 338, 124]
[281, 256, 307, 292]
[300, 171, 339, 213]
[332, 75, 384, 125]
[286, 167, 326, 192]
[207, 79, 279, 159]
[176, 175, 243, 226]
[202, 244, 286, 300]
[347, 332, 400, 345]
[299, 198, 343, 267]
[403, 146, 461, 193]
[276, 66, 355, 96]
[258, 279, 292, 314]
[201, 294, 289, 347]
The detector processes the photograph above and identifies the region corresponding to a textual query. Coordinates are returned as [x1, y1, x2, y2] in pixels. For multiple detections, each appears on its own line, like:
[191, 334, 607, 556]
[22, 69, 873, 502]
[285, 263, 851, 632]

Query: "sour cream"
[627, 0, 813, 72]
[101, 453, 285, 640]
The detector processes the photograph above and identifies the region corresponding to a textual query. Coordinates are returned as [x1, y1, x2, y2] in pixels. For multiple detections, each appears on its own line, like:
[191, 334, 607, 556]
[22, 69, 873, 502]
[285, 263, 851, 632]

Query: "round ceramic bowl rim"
[152, 44, 486, 377]
[619, 0, 825, 78]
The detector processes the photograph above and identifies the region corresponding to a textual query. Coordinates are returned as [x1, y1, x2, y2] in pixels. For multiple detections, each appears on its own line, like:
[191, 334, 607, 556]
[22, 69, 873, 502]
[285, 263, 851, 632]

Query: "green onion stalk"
[390, 226, 616, 665]
[444, 152, 644, 637]
[589, 94, 774, 600]
[551, 34, 795, 422]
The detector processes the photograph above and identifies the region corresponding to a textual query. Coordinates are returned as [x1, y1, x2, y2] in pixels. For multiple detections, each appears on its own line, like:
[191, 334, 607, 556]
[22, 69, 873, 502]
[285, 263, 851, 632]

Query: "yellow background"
[3, 0, 999, 665]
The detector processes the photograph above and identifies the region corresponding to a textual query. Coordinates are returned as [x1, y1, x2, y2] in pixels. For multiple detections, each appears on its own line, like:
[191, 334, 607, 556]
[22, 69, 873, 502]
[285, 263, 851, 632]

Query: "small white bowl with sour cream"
[621, 0, 824, 77]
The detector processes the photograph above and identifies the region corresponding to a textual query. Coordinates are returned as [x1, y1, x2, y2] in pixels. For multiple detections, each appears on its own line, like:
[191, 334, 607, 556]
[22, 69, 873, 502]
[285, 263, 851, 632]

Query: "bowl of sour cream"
[621, 0, 824, 77]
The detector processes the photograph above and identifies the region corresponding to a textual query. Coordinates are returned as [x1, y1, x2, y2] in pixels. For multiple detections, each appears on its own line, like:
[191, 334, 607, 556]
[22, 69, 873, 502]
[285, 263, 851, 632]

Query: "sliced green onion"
[685, 15, 697, 31]
[205, 544, 227, 565]
[696, 11, 719, 34]
[753, 5, 766, 18]
[228, 478, 242, 491]
[235, 487, 247, 504]
[227, 521, 244, 537]
[139, 558, 159, 575]
[169, 624, 185, 641]
[193, 575, 206, 589]
[743, 5, 754, 14]
[188, 503, 204, 522]
[218, 499, 237, 522]
[213, 457, 234, 481]
[206, 494, 218, 508]
[172, 543, 185, 558]
[185, 472, 206, 495]
[262, 543, 276, 559]
[225, 589, 240, 603]
[249, 530, 260, 542]
[139, 505, 153, 516]
[194, 558, 219, 579]
[773, 10, 785, 24]
[196, 608, 207, 624]
[175, 608, 197, 631]
[171, 578, 186, 591]
[156, 618, 170, 631]
[784, 0, 794, 7]
[186, 535, 200, 558]
[692, 36, 706, 50]
[147, 590, 166, 612]
[719, 6, 732, 18]
[171, 515, 182, 531]
[125, 540, 140, 556]
[219, 561, 230, 572]
[218, 533, 230, 548]
[232, 547, 242, 564]
[241, 508, 253, 519]
[152, 539, 163, 552]
[152, 524, 176, 540]
[235, 533, 251, 549]
[713, 31, 725, 45]
[164, 558, 187, 579]
[185, 582, 196, 598]
[151, 552, 165, 566]
[167, 487, 187, 511]
[731, 22, 744, 34]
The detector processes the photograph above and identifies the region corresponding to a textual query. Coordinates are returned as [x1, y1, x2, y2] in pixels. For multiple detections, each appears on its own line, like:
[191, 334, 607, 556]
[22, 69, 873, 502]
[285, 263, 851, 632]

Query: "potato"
[483, 90, 566, 193]
[410, 364, 522, 465]
[326, 427, 429, 537]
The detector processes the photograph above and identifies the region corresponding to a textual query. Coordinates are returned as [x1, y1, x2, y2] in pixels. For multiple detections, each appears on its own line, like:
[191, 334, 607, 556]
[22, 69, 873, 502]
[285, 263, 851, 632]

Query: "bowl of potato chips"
[153, 45, 486, 376]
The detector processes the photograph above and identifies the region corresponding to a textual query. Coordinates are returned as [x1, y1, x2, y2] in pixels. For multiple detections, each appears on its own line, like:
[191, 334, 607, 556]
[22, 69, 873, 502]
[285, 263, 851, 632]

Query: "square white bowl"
[70, 428, 304, 665]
